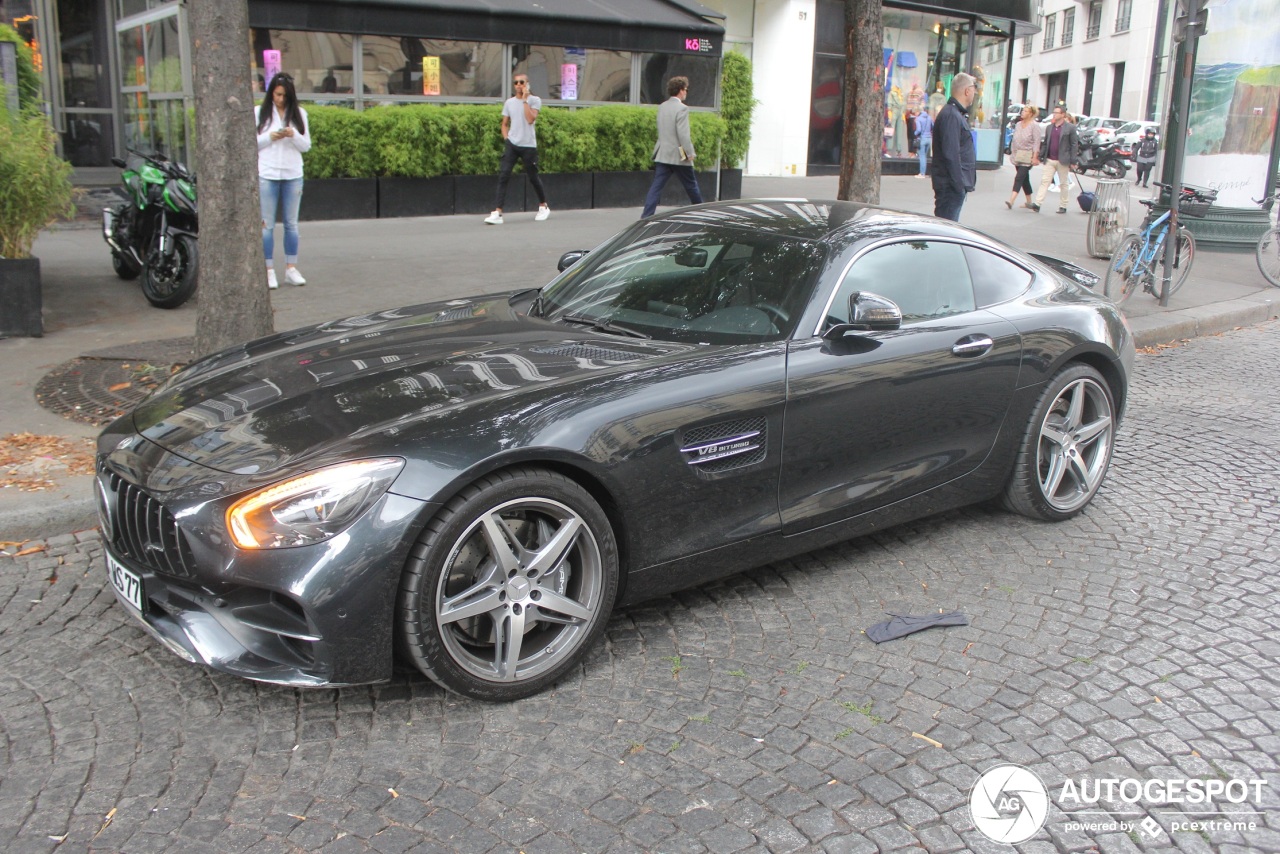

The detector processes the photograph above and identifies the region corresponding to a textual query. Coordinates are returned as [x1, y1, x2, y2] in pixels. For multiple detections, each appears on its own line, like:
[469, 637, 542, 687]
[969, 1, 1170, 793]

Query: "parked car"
[96, 199, 1134, 701]
[1112, 121, 1161, 150]
[1078, 117, 1128, 148]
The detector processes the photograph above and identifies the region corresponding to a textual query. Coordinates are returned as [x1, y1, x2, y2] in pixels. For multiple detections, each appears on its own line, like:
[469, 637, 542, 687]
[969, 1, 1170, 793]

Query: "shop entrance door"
[116, 5, 192, 164]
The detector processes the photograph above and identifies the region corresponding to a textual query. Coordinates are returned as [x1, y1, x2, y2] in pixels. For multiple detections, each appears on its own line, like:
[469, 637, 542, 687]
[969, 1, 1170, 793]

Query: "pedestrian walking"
[1005, 105, 1042, 209]
[485, 73, 550, 225]
[930, 72, 977, 222]
[1031, 106, 1080, 214]
[642, 76, 704, 218]
[256, 72, 311, 289]
[1134, 128, 1158, 189]
[913, 108, 933, 179]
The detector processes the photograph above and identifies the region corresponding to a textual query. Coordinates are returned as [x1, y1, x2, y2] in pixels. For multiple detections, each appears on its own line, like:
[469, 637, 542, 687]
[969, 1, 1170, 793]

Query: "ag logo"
[969, 763, 1050, 844]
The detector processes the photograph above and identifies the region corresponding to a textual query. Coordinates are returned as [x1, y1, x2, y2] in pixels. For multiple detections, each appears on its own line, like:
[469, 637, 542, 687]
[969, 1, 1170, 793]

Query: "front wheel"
[398, 467, 619, 701]
[1003, 364, 1117, 521]
[1256, 226, 1280, 287]
[1166, 227, 1196, 298]
[142, 234, 198, 308]
[1103, 233, 1144, 305]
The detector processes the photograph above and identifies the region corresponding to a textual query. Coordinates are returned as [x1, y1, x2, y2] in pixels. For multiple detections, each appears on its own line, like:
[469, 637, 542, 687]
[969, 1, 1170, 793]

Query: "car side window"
[963, 246, 1034, 308]
[830, 240, 975, 325]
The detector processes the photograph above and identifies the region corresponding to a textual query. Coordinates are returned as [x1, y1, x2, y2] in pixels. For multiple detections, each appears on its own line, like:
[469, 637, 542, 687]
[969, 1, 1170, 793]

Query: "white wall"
[745, 0, 816, 176]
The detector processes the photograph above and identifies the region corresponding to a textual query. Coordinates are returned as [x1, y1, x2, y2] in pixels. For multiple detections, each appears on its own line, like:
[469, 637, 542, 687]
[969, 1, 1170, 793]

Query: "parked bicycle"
[1254, 194, 1280, 288]
[1103, 182, 1217, 305]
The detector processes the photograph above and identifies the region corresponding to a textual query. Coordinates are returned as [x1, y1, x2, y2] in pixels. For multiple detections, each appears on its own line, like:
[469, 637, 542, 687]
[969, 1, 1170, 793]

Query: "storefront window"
[973, 28, 1010, 161]
[249, 29, 355, 97]
[118, 25, 145, 89]
[145, 15, 182, 94]
[513, 45, 630, 102]
[360, 37, 503, 98]
[638, 53, 718, 107]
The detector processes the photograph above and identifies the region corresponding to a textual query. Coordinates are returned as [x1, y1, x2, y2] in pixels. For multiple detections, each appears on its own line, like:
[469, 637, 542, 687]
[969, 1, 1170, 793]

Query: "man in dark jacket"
[930, 73, 978, 221]
[1032, 106, 1080, 213]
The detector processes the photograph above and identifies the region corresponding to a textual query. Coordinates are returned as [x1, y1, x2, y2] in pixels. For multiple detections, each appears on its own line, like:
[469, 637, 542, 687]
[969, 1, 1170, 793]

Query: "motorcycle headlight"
[227, 458, 405, 549]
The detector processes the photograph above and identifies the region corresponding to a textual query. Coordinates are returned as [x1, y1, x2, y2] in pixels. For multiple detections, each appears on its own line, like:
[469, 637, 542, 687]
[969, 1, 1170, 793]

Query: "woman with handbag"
[1005, 105, 1043, 210]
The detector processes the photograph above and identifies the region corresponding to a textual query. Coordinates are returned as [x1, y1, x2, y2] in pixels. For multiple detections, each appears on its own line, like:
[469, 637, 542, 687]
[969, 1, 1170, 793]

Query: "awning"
[897, 51, 918, 67]
[249, 0, 725, 55]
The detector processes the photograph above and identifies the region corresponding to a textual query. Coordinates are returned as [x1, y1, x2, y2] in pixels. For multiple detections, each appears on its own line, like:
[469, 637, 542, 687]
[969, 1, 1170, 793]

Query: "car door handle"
[952, 335, 994, 358]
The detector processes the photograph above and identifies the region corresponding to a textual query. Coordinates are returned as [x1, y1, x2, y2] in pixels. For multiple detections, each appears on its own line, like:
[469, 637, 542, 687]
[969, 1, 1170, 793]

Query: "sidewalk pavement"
[2, 168, 1275, 541]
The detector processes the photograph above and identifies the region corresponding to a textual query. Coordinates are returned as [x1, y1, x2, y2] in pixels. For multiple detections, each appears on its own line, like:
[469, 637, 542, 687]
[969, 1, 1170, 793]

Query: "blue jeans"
[918, 139, 931, 176]
[642, 163, 703, 218]
[261, 177, 303, 266]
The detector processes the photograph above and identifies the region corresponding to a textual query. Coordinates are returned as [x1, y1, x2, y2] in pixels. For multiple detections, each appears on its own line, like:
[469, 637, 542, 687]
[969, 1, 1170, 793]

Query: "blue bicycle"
[1103, 182, 1217, 305]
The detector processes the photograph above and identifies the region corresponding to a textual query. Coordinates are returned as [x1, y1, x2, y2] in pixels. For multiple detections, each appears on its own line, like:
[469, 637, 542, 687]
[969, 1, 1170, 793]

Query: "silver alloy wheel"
[1035, 376, 1114, 513]
[434, 496, 604, 683]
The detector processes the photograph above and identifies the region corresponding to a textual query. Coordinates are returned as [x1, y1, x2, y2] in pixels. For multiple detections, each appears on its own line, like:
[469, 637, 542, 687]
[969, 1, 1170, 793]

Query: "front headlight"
[227, 457, 405, 549]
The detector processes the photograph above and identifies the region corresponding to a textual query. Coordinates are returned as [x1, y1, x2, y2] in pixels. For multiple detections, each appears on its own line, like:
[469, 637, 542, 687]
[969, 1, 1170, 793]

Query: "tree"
[189, 0, 273, 356]
[837, 0, 884, 204]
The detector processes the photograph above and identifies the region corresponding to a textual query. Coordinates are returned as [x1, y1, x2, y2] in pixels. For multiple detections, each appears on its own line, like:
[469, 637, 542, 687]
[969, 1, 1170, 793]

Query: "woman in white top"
[256, 72, 311, 289]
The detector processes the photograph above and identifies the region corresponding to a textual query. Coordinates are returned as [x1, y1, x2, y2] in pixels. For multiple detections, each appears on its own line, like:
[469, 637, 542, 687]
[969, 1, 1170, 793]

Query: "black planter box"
[593, 170, 654, 209]
[378, 176, 456, 218]
[456, 174, 519, 216]
[719, 168, 743, 200]
[300, 178, 377, 221]
[0, 257, 42, 338]
[538, 173, 593, 211]
[659, 170, 717, 207]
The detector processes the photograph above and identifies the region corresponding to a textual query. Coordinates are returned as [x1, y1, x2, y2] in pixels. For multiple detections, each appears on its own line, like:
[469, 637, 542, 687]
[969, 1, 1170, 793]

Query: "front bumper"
[96, 446, 429, 686]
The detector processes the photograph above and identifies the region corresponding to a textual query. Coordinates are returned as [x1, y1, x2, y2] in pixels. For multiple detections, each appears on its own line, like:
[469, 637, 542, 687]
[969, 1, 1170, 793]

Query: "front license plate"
[107, 555, 144, 613]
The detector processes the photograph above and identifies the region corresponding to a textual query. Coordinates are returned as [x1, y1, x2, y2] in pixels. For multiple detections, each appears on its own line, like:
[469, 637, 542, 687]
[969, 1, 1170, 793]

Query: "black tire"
[1167, 227, 1195, 297]
[1003, 364, 1116, 522]
[142, 234, 198, 309]
[1103, 233, 1144, 305]
[1102, 158, 1126, 179]
[111, 251, 141, 280]
[398, 467, 619, 701]
[1256, 226, 1280, 287]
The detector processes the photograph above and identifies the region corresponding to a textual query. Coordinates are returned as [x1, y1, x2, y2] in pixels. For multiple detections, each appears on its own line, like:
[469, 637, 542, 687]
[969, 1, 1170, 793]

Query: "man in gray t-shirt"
[485, 73, 550, 225]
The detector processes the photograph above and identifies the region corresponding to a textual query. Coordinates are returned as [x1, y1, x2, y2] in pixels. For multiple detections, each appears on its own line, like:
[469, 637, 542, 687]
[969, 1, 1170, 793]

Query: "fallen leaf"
[15, 545, 46, 557]
[108, 382, 132, 392]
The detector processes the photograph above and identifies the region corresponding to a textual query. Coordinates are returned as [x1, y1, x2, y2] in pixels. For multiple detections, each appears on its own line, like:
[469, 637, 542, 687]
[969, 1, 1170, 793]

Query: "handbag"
[883, 125, 895, 138]
[1013, 148, 1032, 166]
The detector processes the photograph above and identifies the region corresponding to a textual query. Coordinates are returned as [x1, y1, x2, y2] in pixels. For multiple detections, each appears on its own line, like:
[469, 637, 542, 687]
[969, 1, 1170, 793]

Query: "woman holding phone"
[256, 72, 311, 289]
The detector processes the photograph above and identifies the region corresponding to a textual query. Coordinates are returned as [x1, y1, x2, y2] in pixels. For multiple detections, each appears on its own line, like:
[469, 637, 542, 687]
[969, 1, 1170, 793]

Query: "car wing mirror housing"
[558, 250, 589, 272]
[824, 291, 902, 339]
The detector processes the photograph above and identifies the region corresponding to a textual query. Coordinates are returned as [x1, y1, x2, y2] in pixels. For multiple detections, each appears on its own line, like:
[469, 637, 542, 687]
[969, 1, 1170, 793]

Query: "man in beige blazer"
[642, 76, 704, 218]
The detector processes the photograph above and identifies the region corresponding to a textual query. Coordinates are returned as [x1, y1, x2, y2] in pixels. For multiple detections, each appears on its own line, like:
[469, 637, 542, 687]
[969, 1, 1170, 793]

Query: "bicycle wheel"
[1257, 226, 1280, 287]
[1167, 227, 1196, 297]
[1103, 233, 1144, 305]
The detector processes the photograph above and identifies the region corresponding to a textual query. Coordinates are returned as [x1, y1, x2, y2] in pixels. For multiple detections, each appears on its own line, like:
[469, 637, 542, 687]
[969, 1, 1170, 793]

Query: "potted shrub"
[0, 64, 75, 337]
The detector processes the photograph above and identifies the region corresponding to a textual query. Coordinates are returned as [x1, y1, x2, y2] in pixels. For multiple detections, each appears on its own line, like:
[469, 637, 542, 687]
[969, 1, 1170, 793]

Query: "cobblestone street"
[1, 322, 1277, 853]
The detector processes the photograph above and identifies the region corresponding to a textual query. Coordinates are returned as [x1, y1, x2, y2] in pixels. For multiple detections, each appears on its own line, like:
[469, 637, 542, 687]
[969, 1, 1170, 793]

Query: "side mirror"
[111, 157, 127, 168]
[674, 246, 708, 268]
[557, 250, 588, 272]
[822, 291, 902, 339]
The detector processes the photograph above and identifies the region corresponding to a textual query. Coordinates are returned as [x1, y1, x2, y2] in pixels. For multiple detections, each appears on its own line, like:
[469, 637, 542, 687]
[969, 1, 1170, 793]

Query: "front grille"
[105, 472, 198, 579]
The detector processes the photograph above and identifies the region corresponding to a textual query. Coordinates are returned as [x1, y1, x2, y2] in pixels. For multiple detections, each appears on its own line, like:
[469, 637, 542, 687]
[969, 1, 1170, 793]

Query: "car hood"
[129, 295, 691, 476]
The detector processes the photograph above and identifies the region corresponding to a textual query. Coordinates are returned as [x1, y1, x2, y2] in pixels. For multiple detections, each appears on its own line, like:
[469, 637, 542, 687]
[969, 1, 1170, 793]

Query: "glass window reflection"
[513, 45, 630, 103]
[360, 37, 502, 98]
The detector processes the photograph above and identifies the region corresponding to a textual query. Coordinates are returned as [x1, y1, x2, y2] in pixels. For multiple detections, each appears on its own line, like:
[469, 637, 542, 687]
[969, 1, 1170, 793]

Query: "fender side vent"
[680, 417, 767, 474]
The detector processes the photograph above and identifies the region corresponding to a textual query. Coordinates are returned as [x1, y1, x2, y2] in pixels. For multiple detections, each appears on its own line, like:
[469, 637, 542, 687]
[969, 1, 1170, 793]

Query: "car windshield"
[538, 219, 826, 345]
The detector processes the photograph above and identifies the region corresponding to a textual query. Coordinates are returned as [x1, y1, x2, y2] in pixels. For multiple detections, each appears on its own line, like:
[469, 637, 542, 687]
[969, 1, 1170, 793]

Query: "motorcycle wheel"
[142, 234, 199, 309]
[112, 250, 141, 280]
[1102, 158, 1126, 179]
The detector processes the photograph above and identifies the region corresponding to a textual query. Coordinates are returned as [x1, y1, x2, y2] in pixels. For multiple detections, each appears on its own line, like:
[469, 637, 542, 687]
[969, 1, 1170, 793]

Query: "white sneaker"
[484, 210, 504, 225]
[284, 267, 307, 286]
[267, 268, 278, 289]
[535, 205, 550, 222]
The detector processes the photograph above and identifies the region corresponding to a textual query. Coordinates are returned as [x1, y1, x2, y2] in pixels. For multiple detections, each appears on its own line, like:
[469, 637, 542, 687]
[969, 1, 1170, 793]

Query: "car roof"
[651, 199, 958, 244]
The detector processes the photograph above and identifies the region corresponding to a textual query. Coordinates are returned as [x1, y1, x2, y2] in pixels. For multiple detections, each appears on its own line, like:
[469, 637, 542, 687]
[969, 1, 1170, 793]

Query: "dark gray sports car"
[96, 200, 1133, 700]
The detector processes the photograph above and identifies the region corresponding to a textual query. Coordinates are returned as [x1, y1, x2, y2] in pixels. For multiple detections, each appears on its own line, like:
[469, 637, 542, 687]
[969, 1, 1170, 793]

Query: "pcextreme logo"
[969, 763, 1271, 844]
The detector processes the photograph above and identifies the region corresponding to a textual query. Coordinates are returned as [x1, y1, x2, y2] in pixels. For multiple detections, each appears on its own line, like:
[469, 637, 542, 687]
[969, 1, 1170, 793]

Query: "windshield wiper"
[558, 313, 651, 339]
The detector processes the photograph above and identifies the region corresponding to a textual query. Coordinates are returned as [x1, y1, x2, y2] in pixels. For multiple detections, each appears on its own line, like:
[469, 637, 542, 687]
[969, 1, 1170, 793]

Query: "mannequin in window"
[928, 81, 946, 117]
[888, 85, 906, 156]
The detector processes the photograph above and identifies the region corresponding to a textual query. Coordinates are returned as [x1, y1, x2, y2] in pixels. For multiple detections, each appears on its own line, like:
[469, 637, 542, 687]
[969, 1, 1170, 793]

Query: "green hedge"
[305, 103, 727, 179]
[0, 25, 41, 112]
[720, 51, 755, 169]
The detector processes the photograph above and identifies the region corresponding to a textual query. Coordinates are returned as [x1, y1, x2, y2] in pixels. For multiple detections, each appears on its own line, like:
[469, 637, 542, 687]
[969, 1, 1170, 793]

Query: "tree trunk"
[190, 0, 273, 357]
[837, 0, 884, 204]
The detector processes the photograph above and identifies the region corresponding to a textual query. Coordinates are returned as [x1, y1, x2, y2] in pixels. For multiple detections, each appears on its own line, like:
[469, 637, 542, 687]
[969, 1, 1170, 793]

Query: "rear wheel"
[1167, 227, 1196, 297]
[111, 250, 141, 280]
[142, 234, 198, 308]
[1003, 364, 1116, 521]
[1101, 158, 1126, 179]
[1103, 233, 1144, 305]
[398, 467, 619, 701]
[1256, 226, 1280, 287]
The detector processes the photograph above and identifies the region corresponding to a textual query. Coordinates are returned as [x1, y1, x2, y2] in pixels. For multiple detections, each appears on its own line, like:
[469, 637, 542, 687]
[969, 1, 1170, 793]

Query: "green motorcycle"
[103, 150, 199, 309]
